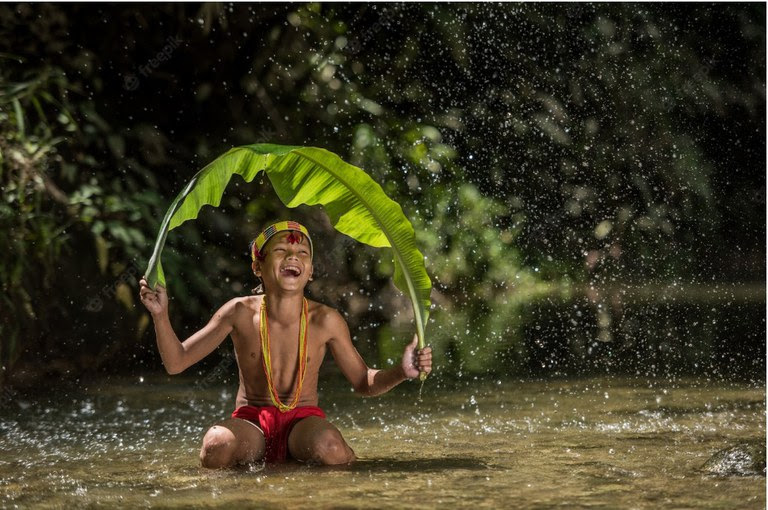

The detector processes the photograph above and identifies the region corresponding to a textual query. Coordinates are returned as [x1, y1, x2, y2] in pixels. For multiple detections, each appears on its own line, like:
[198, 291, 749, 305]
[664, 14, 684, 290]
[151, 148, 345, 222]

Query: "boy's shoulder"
[307, 298, 340, 319]
[220, 296, 344, 322]
[230, 294, 262, 308]
[306, 299, 350, 342]
[220, 295, 262, 319]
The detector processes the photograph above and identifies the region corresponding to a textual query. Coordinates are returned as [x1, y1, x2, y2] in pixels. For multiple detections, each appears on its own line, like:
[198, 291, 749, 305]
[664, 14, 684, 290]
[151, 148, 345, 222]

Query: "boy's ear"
[252, 260, 261, 277]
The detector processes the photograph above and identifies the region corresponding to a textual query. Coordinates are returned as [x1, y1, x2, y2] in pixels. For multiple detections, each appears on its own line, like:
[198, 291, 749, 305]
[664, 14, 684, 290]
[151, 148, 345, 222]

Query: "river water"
[0, 375, 763, 508]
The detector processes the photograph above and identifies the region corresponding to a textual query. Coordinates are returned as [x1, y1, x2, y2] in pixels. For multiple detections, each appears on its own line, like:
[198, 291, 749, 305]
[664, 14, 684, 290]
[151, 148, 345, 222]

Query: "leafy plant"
[145, 143, 432, 364]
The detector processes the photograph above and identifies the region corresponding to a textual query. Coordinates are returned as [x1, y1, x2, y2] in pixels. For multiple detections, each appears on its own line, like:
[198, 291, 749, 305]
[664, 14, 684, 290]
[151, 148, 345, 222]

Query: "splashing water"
[0, 375, 763, 508]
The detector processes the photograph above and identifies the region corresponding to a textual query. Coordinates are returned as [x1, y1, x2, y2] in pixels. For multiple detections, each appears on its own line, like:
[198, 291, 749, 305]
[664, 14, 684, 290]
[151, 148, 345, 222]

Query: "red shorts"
[231, 405, 326, 463]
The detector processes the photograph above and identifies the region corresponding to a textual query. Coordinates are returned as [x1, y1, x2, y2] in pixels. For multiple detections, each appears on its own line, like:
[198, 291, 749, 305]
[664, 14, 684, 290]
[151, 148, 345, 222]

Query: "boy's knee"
[200, 426, 238, 469]
[311, 428, 355, 465]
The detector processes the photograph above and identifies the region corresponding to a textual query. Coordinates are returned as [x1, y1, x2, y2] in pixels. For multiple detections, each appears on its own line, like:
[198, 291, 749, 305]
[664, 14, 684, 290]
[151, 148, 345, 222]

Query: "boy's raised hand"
[401, 334, 432, 380]
[139, 277, 168, 317]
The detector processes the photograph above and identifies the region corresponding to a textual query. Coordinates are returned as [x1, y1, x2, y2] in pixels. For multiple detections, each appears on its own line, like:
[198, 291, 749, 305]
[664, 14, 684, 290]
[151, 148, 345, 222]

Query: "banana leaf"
[144, 143, 431, 359]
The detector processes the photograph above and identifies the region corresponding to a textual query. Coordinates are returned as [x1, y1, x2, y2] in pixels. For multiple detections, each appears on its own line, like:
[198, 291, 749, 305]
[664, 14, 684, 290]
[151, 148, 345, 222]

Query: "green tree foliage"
[0, 3, 763, 384]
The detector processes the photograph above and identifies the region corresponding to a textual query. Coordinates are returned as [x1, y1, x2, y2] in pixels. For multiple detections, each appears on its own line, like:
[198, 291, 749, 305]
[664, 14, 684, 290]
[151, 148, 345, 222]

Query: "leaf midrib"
[293, 148, 426, 341]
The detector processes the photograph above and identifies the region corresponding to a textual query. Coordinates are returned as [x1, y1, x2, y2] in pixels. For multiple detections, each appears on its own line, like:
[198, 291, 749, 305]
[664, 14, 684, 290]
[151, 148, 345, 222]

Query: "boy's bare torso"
[229, 295, 332, 408]
[138, 225, 431, 467]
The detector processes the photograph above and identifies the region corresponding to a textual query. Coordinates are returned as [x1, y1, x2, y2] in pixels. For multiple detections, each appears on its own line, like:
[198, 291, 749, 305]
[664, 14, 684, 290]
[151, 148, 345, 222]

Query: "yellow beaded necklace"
[260, 297, 309, 412]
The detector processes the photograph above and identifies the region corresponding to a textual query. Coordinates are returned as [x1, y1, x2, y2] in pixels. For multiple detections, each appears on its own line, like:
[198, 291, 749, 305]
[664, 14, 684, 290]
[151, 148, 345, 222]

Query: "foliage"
[0, 60, 166, 382]
[0, 3, 763, 384]
[378, 182, 565, 375]
[145, 143, 431, 353]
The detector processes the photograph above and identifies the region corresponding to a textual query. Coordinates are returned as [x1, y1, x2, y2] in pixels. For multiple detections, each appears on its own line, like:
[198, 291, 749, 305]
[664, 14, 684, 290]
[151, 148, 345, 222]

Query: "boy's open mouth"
[280, 265, 302, 277]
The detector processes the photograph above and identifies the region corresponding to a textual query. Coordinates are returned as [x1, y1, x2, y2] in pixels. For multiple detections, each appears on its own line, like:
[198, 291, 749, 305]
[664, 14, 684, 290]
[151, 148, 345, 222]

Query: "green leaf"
[12, 98, 24, 136]
[145, 143, 432, 350]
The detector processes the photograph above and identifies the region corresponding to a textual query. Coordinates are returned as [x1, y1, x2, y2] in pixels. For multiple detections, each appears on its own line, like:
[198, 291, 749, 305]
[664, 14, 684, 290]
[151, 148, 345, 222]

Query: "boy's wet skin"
[139, 227, 432, 468]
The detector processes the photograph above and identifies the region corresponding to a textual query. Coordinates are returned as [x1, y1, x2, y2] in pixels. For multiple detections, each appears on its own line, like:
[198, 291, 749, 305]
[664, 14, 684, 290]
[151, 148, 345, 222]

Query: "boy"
[138, 220, 432, 467]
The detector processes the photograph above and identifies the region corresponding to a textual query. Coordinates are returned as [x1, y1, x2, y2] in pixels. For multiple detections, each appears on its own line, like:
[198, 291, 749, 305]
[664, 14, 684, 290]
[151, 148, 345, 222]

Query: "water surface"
[0, 376, 763, 508]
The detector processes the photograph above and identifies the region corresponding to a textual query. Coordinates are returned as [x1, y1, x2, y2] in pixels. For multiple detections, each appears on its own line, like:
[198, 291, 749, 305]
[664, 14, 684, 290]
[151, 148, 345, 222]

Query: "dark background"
[1, 3, 764, 387]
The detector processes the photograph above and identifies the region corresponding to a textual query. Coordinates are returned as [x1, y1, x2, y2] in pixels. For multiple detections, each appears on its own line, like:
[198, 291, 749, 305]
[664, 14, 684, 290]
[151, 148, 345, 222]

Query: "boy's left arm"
[326, 310, 432, 397]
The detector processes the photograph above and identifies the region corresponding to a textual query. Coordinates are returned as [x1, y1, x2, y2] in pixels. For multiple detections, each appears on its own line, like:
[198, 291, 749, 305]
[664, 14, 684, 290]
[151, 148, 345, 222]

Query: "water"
[0, 376, 763, 508]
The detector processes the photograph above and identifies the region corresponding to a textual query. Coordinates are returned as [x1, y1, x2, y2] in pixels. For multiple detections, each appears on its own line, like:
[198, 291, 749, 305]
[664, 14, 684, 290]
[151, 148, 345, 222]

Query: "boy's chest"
[231, 320, 327, 377]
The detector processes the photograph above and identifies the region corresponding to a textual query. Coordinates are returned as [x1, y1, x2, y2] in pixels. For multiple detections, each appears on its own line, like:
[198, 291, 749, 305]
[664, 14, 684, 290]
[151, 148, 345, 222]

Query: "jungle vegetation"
[0, 3, 764, 386]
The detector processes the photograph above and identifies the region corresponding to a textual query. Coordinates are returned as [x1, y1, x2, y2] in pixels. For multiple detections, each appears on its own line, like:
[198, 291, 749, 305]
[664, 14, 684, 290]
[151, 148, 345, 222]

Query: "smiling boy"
[138, 220, 432, 467]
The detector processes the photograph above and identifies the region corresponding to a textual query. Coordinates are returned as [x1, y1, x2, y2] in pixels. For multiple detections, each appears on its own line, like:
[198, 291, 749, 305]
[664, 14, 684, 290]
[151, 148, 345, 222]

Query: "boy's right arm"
[139, 277, 236, 374]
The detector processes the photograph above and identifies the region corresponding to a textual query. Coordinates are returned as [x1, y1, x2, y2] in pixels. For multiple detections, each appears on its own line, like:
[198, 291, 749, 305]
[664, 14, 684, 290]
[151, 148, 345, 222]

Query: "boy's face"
[252, 231, 313, 292]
